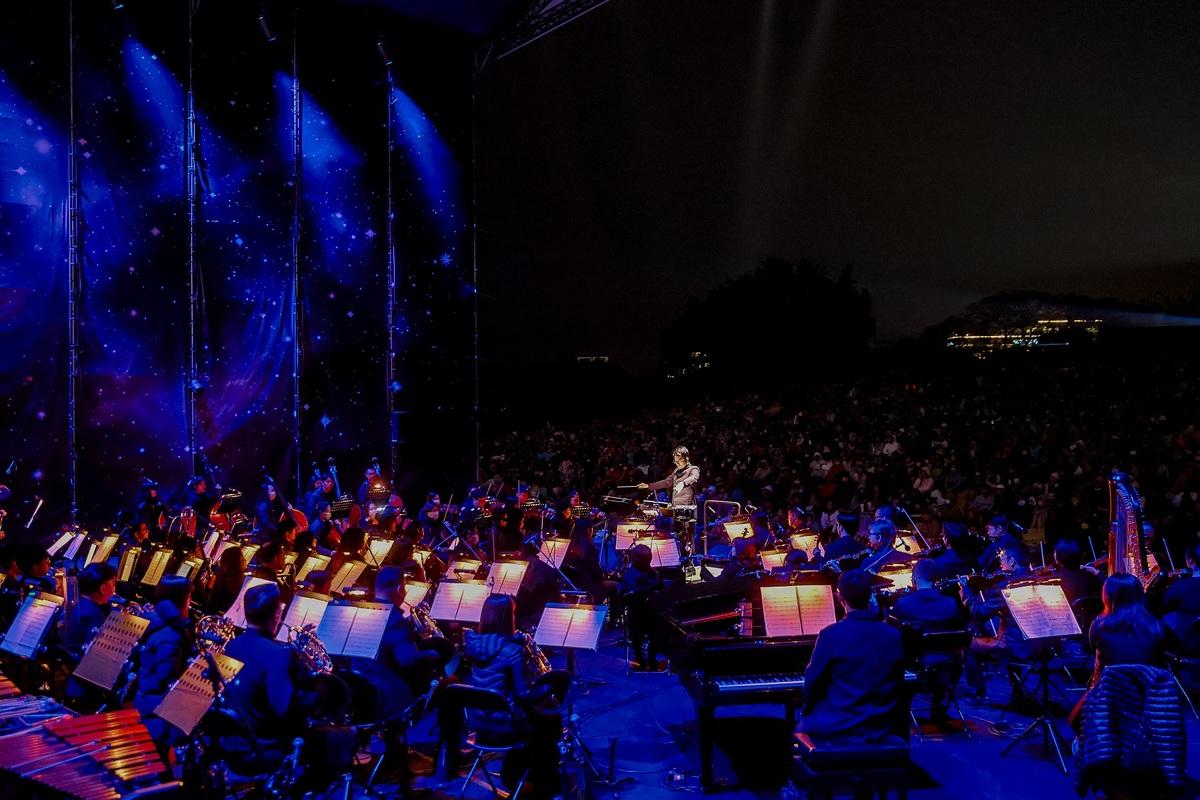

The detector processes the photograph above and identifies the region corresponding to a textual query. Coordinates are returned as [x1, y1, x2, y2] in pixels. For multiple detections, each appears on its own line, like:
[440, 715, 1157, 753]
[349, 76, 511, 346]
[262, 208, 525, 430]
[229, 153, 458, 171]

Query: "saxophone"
[519, 631, 552, 677]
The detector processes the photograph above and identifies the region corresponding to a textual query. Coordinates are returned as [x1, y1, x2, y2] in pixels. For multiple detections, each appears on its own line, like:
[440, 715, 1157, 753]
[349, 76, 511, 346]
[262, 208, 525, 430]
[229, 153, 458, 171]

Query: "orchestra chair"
[792, 732, 910, 800]
[1167, 615, 1200, 720]
[199, 705, 281, 798]
[440, 683, 531, 800]
[907, 629, 972, 740]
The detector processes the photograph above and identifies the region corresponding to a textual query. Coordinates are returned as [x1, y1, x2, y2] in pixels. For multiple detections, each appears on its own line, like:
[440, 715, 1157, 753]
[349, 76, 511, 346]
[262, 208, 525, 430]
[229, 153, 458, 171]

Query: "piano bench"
[793, 733, 909, 799]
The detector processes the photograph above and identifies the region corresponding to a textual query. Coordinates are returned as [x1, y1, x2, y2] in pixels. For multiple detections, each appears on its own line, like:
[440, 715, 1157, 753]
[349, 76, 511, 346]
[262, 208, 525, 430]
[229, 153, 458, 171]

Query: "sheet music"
[211, 539, 237, 563]
[295, 553, 331, 583]
[447, 558, 482, 580]
[154, 652, 244, 734]
[117, 547, 142, 583]
[789, 533, 820, 554]
[82, 543, 97, 568]
[760, 551, 788, 570]
[401, 581, 431, 612]
[341, 604, 391, 658]
[412, 548, 432, 567]
[488, 561, 528, 596]
[175, 557, 203, 579]
[202, 530, 222, 561]
[90, 534, 119, 565]
[725, 522, 753, 540]
[330, 560, 367, 594]
[283, 552, 299, 568]
[225, 576, 273, 628]
[240, 544, 261, 565]
[366, 538, 393, 567]
[537, 538, 570, 569]
[880, 567, 913, 591]
[63, 533, 88, 561]
[795, 584, 837, 635]
[428, 582, 490, 623]
[73, 611, 150, 690]
[760, 586, 805, 638]
[534, 603, 607, 650]
[615, 523, 653, 550]
[635, 537, 681, 568]
[1001, 583, 1082, 640]
[141, 549, 172, 586]
[0, 597, 62, 659]
[314, 603, 391, 657]
[275, 593, 331, 642]
[47, 531, 74, 557]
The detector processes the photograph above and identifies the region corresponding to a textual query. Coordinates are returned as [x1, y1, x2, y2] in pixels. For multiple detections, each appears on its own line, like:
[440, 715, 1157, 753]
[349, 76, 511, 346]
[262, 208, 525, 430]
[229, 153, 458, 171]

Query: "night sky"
[477, 0, 1200, 371]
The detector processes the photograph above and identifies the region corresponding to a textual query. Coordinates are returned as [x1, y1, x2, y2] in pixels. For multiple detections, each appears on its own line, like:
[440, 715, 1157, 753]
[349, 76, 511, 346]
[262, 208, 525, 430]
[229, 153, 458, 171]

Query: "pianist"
[797, 570, 906, 741]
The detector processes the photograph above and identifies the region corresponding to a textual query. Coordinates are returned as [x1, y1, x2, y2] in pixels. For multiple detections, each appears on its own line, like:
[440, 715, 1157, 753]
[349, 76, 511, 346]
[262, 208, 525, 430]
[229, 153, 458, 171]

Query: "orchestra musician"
[418, 492, 443, 544]
[135, 478, 168, 536]
[889, 558, 967, 725]
[797, 569, 906, 741]
[134, 575, 195, 751]
[221, 583, 309, 774]
[460, 594, 562, 799]
[252, 542, 294, 605]
[638, 446, 700, 507]
[819, 511, 864, 562]
[859, 519, 907, 573]
[306, 474, 337, 516]
[206, 547, 245, 615]
[63, 563, 118, 653]
[621, 543, 664, 671]
[185, 475, 220, 522]
[930, 522, 974, 581]
[256, 483, 289, 536]
[960, 546, 1043, 706]
[977, 515, 1024, 572]
[16, 544, 55, 594]
[1162, 542, 1200, 631]
[1051, 539, 1102, 606]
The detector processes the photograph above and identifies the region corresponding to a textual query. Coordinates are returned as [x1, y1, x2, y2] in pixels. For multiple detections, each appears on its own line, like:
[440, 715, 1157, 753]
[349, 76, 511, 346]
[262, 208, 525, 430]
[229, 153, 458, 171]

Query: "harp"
[1107, 472, 1149, 584]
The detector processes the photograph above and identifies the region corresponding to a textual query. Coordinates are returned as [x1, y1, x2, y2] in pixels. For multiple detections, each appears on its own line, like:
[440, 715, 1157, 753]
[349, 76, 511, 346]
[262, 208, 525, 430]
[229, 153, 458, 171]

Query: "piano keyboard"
[713, 670, 918, 694]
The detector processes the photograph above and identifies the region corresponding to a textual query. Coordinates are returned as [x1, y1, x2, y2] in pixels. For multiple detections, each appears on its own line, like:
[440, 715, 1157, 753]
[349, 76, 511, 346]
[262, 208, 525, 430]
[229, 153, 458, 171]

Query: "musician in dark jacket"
[621, 544, 664, 670]
[63, 563, 118, 653]
[134, 575, 194, 748]
[859, 519, 907, 573]
[16, 544, 55, 594]
[890, 558, 967, 724]
[819, 512, 864, 562]
[222, 583, 301, 772]
[798, 570, 905, 741]
[977, 515, 1024, 572]
[1051, 539, 1102, 606]
[460, 594, 560, 799]
[1162, 542, 1200, 623]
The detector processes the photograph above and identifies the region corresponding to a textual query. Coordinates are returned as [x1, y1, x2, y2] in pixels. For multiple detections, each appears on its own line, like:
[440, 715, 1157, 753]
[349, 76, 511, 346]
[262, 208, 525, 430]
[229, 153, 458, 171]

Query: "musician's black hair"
[277, 517, 297, 535]
[868, 519, 897, 543]
[837, 569, 872, 611]
[912, 558, 938, 585]
[15, 544, 49, 575]
[375, 565, 406, 602]
[79, 562, 117, 595]
[244, 582, 282, 628]
[340, 527, 367, 555]
[1053, 538, 1082, 570]
[835, 512, 860, 536]
[155, 574, 192, 609]
[630, 543, 653, 570]
[988, 514, 1009, 530]
[257, 541, 285, 567]
[478, 594, 516, 637]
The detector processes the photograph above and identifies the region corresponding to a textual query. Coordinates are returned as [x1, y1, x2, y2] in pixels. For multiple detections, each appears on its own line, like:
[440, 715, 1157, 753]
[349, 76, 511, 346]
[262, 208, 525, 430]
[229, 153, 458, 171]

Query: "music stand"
[633, 537, 681, 568]
[275, 590, 332, 642]
[117, 547, 142, 584]
[760, 550, 789, 571]
[89, 534, 120, 566]
[46, 531, 75, 559]
[225, 576, 273, 629]
[330, 560, 367, 594]
[446, 557, 483, 581]
[140, 549, 173, 587]
[615, 522, 653, 551]
[295, 553, 331, 584]
[315, 601, 391, 659]
[62, 532, 89, 562]
[73, 611, 150, 691]
[0, 592, 64, 660]
[428, 582, 490, 624]
[998, 582, 1081, 773]
[724, 521, 753, 540]
[154, 651, 244, 735]
[535, 538, 581, 593]
[760, 584, 837, 638]
[487, 561, 529, 597]
[365, 537, 395, 567]
[401, 581, 431, 613]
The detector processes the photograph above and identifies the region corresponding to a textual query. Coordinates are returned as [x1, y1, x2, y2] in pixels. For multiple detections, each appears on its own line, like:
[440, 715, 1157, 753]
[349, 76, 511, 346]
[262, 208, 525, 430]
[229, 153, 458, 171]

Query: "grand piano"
[653, 573, 829, 791]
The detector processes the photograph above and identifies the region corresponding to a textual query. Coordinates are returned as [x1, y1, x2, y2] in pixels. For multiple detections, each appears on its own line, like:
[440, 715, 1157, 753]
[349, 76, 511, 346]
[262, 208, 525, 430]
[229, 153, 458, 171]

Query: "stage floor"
[395, 630, 1199, 799]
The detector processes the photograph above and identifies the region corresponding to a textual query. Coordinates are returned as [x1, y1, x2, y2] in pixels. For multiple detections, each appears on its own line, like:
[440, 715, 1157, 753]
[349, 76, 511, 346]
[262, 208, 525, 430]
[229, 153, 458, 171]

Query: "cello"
[261, 467, 309, 532]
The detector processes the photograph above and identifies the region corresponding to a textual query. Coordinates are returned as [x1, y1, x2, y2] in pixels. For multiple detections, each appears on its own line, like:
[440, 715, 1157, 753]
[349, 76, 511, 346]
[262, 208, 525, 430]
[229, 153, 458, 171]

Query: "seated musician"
[308, 502, 336, 548]
[977, 515, 1025, 572]
[371, 566, 444, 701]
[889, 558, 967, 724]
[621, 543, 665, 671]
[1051, 539, 1102, 606]
[16, 544, 55, 593]
[1162, 542, 1200, 639]
[256, 483, 288, 537]
[722, 537, 761, 580]
[1070, 573, 1170, 730]
[271, 517, 299, 552]
[206, 547, 246, 614]
[222, 583, 308, 772]
[860, 519, 907, 573]
[461, 594, 562, 799]
[252, 541, 293, 605]
[134, 575, 195, 747]
[819, 511, 863, 562]
[119, 519, 154, 552]
[931, 522, 974, 581]
[797, 570, 906, 741]
[961, 547, 1043, 706]
[418, 491, 442, 544]
[63, 563, 118, 653]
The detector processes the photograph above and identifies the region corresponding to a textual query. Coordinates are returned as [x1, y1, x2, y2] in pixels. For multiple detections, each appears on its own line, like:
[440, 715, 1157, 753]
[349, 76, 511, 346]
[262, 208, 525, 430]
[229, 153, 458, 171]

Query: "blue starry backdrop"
[0, 1, 475, 524]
